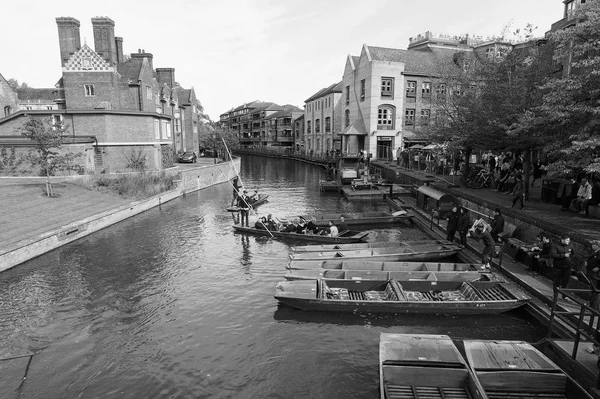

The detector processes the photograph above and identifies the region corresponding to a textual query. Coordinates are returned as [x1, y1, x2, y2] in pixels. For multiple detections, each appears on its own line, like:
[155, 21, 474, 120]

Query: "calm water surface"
[0, 156, 546, 399]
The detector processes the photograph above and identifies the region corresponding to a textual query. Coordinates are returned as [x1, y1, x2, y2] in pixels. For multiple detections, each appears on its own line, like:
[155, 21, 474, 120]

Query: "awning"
[408, 144, 424, 149]
[423, 144, 445, 150]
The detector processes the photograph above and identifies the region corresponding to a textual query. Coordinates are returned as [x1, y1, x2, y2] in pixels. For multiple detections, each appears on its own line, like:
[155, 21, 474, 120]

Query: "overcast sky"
[1, 0, 562, 120]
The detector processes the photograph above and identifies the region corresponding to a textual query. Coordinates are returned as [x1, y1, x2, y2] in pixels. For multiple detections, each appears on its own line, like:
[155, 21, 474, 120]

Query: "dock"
[342, 184, 411, 200]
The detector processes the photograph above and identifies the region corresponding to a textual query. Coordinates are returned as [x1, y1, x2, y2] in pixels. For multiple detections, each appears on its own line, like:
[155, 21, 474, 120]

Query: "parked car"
[177, 152, 197, 163]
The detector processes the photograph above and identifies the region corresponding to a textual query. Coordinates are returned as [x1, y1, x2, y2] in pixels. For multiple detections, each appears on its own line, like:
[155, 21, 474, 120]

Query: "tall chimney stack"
[56, 17, 81, 67]
[91, 16, 117, 65]
[115, 37, 123, 63]
[156, 68, 176, 88]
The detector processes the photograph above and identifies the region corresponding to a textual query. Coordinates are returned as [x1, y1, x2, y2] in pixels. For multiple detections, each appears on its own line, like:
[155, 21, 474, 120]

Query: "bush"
[79, 172, 177, 199]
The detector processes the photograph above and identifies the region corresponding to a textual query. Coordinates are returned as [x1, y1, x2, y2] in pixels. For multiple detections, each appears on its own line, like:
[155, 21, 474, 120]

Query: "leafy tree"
[513, 1, 600, 176]
[7, 79, 29, 91]
[199, 123, 239, 161]
[17, 117, 66, 197]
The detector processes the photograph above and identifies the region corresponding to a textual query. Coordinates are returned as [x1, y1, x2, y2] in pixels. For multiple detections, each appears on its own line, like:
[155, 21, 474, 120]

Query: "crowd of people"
[252, 215, 345, 237]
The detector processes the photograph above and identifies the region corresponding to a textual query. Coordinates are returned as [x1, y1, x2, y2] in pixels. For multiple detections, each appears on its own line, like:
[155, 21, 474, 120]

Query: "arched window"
[345, 110, 350, 128]
[3, 106, 11, 117]
[377, 105, 395, 129]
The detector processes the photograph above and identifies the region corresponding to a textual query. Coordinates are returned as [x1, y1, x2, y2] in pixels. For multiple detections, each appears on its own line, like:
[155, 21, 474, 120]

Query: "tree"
[199, 123, 239, 161]
[513, 1, 600, 176]
[7, 79, 29, 91]
[17, 117, 66, 197]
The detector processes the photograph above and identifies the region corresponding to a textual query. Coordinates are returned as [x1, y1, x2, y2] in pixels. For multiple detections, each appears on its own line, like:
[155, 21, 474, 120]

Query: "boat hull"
[232, 225, 368, 243]
[288, 243, 462, 262]
[304, 211, 413, 227]
[287, 260, 483, 271]
[285, 269, 492, 281]
[291, 239, 450, 253]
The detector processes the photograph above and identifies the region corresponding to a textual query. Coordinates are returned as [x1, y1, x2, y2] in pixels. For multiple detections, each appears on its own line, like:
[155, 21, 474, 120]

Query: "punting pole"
[215, 165, 274, 238]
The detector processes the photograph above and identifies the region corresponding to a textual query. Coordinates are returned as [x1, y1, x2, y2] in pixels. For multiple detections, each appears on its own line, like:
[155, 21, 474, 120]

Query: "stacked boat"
[275, 239, 531, 316]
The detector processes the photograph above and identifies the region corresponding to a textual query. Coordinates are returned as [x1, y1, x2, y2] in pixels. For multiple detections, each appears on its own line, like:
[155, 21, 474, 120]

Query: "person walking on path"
[489, 208, 505, 243]
[550, 233, 577, 300]
[585, 242, 600, 308]
[446, 206, 459, 243]
[469, 221, 495, 269]
[457, 208, 470, 248]
[511, 174, 525, 210]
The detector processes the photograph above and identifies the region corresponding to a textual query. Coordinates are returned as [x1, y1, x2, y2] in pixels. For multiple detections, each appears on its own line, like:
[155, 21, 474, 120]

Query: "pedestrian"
[469, 221, 495, 269]
[550, 233, 576, 300]
[489, 208, 505, 242]
[445, 205, 459, 243]
[237, 189, 251, 227]
[528, 232, 553, 275]
[511, 173, 525, 210]
[457, 208, 470, 248]
[586, 242, 600, 308]
[396, 147, 402, 166]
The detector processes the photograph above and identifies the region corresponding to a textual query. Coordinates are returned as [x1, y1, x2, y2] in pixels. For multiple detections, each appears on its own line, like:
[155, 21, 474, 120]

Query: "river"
[0, 155, 546, 399]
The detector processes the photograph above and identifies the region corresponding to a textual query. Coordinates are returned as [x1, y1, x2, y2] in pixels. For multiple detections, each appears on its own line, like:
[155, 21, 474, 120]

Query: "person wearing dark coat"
[550, 234, 576, 299]
[511, 174, 525, 210]
[445, 206, 459, 243]
[489, 208, 505, 242]
[457, 208, 470, 248]
[237, 190, 251, 227]
[470, 224, 495, 269]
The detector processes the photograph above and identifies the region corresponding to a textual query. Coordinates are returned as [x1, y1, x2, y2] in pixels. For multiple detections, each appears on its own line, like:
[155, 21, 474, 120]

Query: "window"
[436, 83, 447, 96]
[315, 119, 321, 133]
[325, 117, 331, 132]
[381, 77, 394, 98]
[146, 85, 152, 100]
[84, 84, 95, 96]
[26, 106, 33, 110]
[453, 85, 462, 96]
[360, 79, 365, 101]
[3, 106, 11, 116]
[421, 109, 430, 121]
[166, 121, 172, 138]
[345, 86, 350, 105]
[175, 118, 181, 133]
[52, 114, 63, 128]
[404, 109, 415, 125]
[422, 82, 431, 96]
[47, 106, 53, 110]
[406, 81, 416, 97]
[161, 120, 167, 139]
[377, 106, 395, 129]
[307, 121, 312, 133]
[154, 119, 160, 139]
[345, 110, 350, 128]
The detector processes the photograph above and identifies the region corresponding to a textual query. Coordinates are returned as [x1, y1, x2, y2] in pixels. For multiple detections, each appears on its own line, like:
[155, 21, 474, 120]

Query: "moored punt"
[232, 225, 368, 243]
[379, 334, 487, 399]
[288, 243, 462, 262]
[290, 239, 451, 253]
[284, 269, 494, 282]
[274, 279, 529, 314]
[287, 260, 483, 271]
[225, 194, 269, 212]
[300, 211, 413, 227]
[464, 340, 593, 399]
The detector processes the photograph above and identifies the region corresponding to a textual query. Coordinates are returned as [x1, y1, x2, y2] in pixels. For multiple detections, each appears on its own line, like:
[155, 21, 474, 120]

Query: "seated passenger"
[305, 216, 319, 235]
[254, 217, 268, 230]
[266, 214, 279, 230]
[328, 220, 339, 237]
[249, 189, 259, 204]
[338, 216, 348, 233]
[296, 219, 307, 234]
[283, 219, 298, 233]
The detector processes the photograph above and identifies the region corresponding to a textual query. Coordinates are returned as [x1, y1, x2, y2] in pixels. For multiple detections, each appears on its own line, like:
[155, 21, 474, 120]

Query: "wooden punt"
[232, 225, 368, 243]
[299, 211, 413, 227]
[274, 279, 529, 314]
[379, 334, 487, 399]
[287, 260, 483, 271]
[285, 269, 493, 282]
[289, 243, 462, 262]
[464, 340, 593, 399]
[291, 239, 451, 253]
[225, 194, 269, 212]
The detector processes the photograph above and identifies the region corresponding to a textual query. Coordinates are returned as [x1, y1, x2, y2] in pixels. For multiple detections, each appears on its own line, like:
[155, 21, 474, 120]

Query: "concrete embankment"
[0, 159, 240, 272]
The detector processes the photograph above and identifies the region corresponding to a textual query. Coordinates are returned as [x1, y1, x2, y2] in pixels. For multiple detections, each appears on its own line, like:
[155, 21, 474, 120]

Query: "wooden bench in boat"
[383, 365, 471, 399]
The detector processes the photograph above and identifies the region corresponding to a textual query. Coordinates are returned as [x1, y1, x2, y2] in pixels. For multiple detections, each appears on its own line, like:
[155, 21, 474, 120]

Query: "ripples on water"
[0, 156, 546, 398]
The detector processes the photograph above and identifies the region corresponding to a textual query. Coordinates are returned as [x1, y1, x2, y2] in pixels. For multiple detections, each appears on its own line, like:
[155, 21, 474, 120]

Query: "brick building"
[304, 82, 343, 156]
[0, 16, 201, 173]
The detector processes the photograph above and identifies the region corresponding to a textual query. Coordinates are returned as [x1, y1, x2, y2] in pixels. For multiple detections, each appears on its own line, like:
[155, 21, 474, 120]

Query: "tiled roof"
[305, 81, 342, 103]
[177, 89, 192, 104]
[367, 45, 462, 76]
[281, 104, 303, 112]
[117, 60, 143, 81]
[17, 88, 63, 102]
[267, 106, 303, 119]
[232, 100, 261, 112]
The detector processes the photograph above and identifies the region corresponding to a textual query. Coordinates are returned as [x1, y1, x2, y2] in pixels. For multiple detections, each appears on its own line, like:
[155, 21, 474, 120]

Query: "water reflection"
[0, 155, 547, 398]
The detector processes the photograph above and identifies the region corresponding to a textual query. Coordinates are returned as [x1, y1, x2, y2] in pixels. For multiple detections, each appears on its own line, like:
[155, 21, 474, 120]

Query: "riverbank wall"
[0, 159, 240, 272]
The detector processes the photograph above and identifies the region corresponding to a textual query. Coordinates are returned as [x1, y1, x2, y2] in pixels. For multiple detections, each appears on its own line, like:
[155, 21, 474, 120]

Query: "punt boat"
[274, 279, 529, 314]
[379, 333, 486, 399]
[290, 239, 450, 253]
[288, 243, 462, 262]
[300, 211, 413, 227]
[287, 260, 483, 271]
[284, 269, 493, 282]
[225, 194, 269, 212]
[232, 225, 368, 243]
[464, 340, 593, 398]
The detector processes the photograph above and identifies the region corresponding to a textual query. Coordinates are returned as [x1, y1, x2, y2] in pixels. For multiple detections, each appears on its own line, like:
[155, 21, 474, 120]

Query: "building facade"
[303, 82, 343, 155]
[0, 16, 202, 173]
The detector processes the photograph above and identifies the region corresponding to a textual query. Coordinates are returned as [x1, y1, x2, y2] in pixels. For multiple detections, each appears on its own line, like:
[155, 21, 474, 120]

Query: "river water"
[0, 155, 546, 399]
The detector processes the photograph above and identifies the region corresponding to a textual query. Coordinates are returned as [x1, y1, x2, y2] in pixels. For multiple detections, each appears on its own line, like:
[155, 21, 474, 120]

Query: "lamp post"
[212, 133, 217, 164]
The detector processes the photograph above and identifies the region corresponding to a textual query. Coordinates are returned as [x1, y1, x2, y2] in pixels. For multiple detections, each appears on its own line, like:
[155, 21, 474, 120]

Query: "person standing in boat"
[338, 216, 348, 233]
[446, 206, 459, 243]
[327, 220, 339, 237]
[231, 176, 242, 207]
[237, 190, 251, 227]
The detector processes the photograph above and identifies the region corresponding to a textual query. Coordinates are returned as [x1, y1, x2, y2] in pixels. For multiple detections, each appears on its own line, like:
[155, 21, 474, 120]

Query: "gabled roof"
[366, 45, 462, 76]
[341, 118, 367, 136]
[17, 88, 63, 102]
[0, 73, 16, 93]
[232, 100, 261, 112]
[266, 105, 303, 119]
[64, 44, 113, 72]
[304, 81, 342, 103]
[250, 102, 282, 113]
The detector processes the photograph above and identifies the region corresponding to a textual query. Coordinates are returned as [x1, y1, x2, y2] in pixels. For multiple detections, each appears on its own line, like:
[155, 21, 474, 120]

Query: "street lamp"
[212, 133, 217, 164]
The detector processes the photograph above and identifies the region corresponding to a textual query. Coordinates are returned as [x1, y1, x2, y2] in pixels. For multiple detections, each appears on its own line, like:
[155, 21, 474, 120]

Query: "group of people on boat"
[253, 215, 342, 237]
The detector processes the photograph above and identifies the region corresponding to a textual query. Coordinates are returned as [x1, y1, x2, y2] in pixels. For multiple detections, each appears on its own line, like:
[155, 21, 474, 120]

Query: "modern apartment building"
[304, 82, 343, 155]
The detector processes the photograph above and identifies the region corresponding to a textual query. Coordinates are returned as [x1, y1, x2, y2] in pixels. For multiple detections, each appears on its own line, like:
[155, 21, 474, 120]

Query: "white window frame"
[146, 85, 152, 100]
[84, 84, 95, 97]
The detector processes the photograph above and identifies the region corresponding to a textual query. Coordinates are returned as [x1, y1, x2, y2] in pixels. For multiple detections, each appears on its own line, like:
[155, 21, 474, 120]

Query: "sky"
[1, 0, 563, 120]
